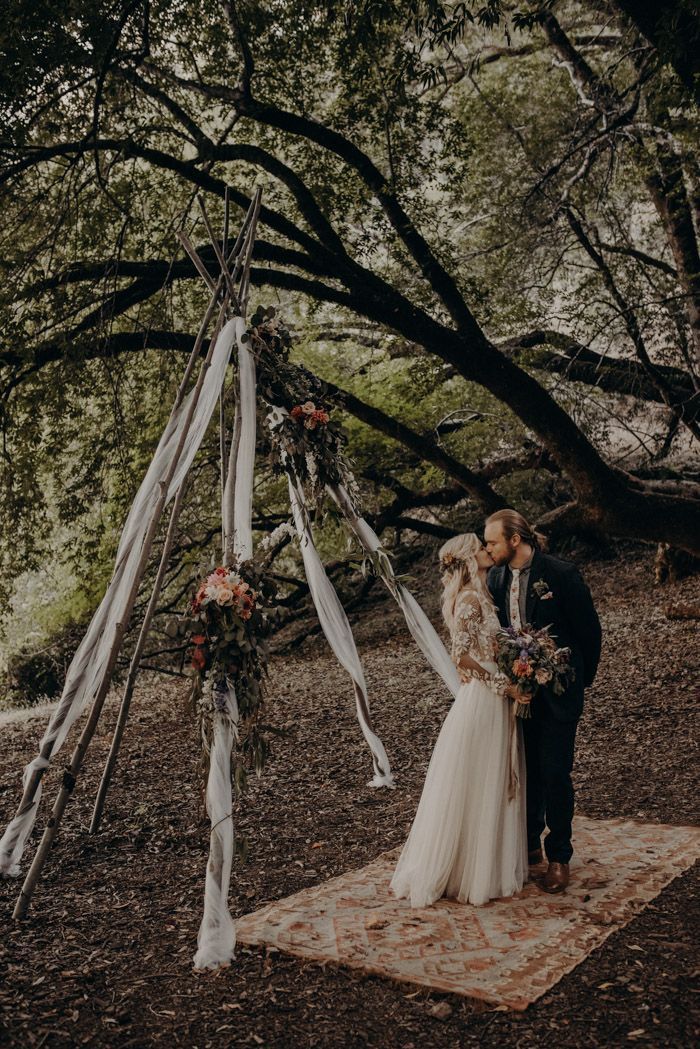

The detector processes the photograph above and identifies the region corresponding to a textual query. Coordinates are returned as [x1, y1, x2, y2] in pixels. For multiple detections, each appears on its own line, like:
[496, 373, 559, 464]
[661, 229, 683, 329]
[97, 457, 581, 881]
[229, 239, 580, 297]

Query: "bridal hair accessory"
[440, 552, 470, 571]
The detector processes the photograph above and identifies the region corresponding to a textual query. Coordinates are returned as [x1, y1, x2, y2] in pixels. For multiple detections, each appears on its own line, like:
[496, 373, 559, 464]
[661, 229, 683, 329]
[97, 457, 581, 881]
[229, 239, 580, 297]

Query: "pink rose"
[215, 587, 235, 606]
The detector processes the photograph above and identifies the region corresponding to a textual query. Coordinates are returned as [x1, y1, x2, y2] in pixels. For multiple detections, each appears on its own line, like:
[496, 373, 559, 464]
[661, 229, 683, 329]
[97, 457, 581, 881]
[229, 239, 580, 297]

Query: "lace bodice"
[450, 591, 508, 695]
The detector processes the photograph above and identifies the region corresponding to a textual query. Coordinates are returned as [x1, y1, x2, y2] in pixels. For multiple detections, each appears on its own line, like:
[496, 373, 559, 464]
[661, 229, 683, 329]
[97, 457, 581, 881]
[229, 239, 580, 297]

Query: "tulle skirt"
[390, 676, 527, 907]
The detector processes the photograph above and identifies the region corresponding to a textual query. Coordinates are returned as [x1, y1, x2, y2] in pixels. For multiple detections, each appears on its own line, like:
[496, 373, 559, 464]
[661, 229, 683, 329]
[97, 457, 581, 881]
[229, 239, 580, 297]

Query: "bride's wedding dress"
[390, 590, 527, 907]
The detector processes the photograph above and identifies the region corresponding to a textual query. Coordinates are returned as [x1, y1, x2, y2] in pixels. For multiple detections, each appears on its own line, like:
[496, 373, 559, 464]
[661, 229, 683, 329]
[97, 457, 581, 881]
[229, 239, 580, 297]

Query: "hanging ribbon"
[194, 321, 256, 969]
[193, 679, 239, 970]
[287, 474, 394, 788]
[326, 484, 460, 699]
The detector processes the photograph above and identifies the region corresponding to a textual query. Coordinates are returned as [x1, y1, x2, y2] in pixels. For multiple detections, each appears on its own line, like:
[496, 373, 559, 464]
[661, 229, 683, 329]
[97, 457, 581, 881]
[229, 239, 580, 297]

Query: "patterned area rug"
[236, 815, 700, 1010]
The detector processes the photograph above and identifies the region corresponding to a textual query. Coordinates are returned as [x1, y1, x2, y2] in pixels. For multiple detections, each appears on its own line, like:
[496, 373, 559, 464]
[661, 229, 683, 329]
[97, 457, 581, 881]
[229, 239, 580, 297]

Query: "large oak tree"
[1, 0, 699, 587]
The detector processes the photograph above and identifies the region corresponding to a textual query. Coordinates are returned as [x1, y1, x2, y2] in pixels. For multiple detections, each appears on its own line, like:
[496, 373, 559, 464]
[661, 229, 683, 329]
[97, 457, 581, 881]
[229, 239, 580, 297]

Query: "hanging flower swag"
[244, 307, 360, 514]
[185, 559, 276, 803]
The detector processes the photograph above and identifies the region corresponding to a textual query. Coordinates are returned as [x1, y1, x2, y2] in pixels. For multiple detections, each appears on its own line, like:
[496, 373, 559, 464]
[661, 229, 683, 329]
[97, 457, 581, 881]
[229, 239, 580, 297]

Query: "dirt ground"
[0, 546, 698, 1048]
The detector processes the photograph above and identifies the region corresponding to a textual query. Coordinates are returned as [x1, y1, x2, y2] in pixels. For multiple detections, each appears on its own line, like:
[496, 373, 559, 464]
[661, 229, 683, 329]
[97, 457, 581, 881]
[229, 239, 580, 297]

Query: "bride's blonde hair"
[439, 533, 494, 632]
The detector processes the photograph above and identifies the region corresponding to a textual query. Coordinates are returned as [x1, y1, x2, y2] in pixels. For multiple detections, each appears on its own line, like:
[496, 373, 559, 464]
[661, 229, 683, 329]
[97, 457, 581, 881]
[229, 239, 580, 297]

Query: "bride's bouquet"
[494, 624, 574, 718]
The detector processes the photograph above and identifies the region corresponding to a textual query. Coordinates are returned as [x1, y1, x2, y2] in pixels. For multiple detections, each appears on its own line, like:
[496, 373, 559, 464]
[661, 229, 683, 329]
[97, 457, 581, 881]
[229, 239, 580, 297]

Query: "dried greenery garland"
[244, 306, 360, 512]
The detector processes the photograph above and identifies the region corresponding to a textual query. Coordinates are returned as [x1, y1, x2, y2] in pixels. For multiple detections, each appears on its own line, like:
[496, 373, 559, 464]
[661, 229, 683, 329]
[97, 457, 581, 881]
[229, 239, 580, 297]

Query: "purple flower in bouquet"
[495, 623, 575, 718]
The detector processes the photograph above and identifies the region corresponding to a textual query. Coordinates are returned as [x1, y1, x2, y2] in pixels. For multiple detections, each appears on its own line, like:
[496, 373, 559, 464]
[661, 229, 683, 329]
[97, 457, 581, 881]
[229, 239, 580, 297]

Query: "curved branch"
[239, 95, 483, 339]
[14, 239, 334, 298]
[318, 377, 505, 512]
[498, 329, 698, 419]
[115, 65, 212, 149]
[0, 137, 329, 261]
[133, 61, 483, 337]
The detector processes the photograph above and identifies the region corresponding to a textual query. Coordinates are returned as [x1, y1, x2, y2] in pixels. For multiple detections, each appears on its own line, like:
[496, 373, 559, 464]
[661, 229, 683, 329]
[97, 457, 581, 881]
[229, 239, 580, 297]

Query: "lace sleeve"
[453, 594, 509, 696]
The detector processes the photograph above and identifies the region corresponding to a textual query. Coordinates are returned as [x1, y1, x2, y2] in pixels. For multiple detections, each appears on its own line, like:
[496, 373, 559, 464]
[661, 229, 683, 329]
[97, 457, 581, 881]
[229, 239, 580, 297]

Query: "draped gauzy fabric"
[193, 322, 255, 969]
[192, 680, 239, 971]
[327, 484, 460, 699]
[0, 317, 243, 878]
[231, 333, 256, 562]
[287, 475, 395, 788]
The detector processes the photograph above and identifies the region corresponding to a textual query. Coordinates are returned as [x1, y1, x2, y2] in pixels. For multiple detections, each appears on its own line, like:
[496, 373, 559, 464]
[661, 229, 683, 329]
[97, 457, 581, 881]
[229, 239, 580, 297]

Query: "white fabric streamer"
[193, 681, 239, 971]
[231, 332, 256, 560]
[0, 318, 242, 878]
[288, 476, 395, 788]
[195, 321, 254, 969]
[327, 484, 460, 699]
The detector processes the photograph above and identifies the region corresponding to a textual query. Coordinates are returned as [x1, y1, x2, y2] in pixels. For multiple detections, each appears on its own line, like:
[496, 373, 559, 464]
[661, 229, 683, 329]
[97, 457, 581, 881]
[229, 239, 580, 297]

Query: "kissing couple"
[390, 508, 602, 904]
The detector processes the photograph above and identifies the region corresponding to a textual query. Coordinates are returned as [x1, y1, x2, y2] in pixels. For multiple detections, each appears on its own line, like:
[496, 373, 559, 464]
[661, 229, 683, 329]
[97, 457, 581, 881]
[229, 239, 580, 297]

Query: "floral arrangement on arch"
[185, 559, 277, 797]
[244, 305, 360, 513]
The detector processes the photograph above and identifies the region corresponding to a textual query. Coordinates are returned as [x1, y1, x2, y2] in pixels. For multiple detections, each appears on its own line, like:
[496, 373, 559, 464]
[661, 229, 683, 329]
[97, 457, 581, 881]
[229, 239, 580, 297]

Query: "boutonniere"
[533, 578, 554, 600]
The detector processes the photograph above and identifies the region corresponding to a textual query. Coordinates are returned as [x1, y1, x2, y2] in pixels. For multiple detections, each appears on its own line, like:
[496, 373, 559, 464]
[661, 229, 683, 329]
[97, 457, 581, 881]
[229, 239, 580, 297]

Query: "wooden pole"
[88, 293, 235, 833]
[88, 296, 236, 835]
[222, 187, 262, 562]
[237, 189, 262, 315]
[222, 186, 230, 262]
[217, 188, 232, 546]
[13, 291, 232, 919]
[86, 193, 264, 832]
[197, 195, 239, 311]
[219, 391, 228, 554]
[176, 231, 217, 294]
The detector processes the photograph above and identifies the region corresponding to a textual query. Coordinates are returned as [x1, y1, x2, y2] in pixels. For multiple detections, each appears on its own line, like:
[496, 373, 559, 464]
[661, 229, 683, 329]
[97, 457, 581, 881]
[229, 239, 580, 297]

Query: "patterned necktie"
[509, 568, 522, 629]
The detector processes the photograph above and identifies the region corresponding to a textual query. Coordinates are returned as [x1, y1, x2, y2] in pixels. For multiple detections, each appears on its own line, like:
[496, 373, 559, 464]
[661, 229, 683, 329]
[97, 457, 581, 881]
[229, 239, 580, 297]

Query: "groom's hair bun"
[486, 509, 548, 551]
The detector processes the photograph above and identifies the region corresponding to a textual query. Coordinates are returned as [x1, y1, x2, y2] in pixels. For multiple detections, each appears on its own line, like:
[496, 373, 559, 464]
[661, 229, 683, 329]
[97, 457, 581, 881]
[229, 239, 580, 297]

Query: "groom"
[485, 509, 602, 893]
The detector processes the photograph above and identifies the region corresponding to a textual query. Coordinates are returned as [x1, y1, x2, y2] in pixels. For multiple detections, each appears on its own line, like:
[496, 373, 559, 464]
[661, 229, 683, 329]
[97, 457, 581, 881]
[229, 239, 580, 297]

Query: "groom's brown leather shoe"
[541, 861, 570, 893]
[528, 848, 544, 866]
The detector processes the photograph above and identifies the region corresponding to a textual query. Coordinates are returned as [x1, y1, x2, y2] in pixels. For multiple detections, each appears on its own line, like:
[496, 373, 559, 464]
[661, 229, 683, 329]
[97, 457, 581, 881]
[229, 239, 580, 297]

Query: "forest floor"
[0, 545, 698, 1048]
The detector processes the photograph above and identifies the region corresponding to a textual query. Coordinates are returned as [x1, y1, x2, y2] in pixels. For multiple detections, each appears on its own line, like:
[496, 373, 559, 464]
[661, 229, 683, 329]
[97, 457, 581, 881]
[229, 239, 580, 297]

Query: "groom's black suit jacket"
[488, 551, 602, 722]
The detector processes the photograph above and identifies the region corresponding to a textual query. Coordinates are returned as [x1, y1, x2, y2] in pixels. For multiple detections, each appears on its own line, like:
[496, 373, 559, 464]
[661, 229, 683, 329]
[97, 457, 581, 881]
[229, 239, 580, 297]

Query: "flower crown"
[440, 552, 471, 571]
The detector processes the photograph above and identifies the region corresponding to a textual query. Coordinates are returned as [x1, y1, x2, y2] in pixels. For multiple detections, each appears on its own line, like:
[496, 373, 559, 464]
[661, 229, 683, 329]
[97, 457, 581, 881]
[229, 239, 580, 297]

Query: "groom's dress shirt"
[505, 553, 534, 627]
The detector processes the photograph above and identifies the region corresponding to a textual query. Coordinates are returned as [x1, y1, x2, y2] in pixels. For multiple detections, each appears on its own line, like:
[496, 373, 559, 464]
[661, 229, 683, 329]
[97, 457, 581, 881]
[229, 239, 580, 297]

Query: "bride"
[390, 533, 527, 907]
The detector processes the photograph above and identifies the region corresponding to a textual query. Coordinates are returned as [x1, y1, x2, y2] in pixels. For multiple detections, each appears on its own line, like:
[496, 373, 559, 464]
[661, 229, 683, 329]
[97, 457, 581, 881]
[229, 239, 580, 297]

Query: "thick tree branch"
[0, 137, 330, 261]
[598, 240, 677, 277]
[498, 329, 698, 421]
[134, 60, 484, 337]
[319, 378, 505, 512]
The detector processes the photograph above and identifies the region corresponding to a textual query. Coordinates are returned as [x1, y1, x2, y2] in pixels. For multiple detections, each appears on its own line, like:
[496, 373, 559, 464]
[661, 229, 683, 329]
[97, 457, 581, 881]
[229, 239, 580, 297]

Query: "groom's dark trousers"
[488, 551, 602, 863]
[522, 711, 577, 862]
